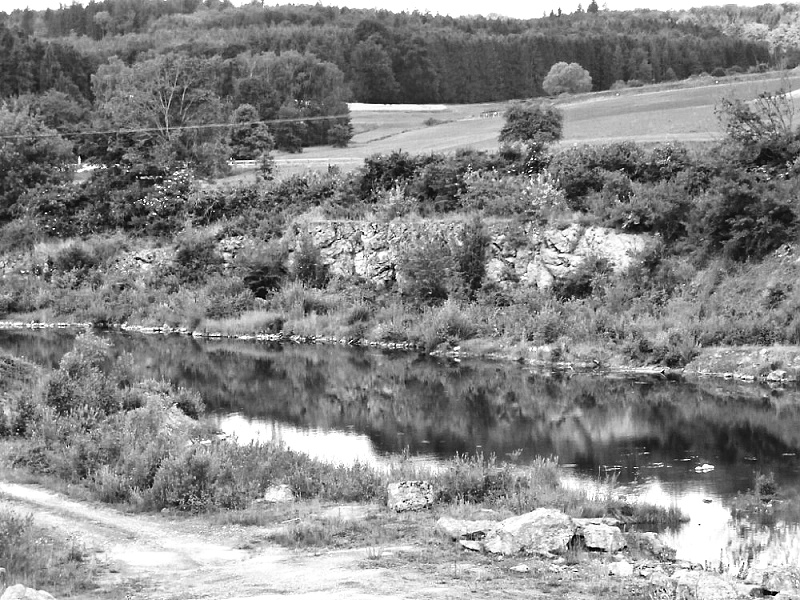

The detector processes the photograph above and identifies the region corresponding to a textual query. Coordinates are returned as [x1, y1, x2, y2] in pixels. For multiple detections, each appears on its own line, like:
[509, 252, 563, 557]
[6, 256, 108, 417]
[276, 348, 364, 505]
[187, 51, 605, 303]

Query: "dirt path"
[0, 482, 427, 600]
[0, 482, 642, 600]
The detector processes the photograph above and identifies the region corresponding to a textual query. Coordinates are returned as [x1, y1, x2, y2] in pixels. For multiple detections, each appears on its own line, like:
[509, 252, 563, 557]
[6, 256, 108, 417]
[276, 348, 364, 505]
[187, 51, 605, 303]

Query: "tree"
[499, 102, 563, 146]
[350, 37, 400, 103]
[93, 54, 229, 177]
[587, 0, 599, 13]
[229, 103, 274, 160]
[542, 62, 593, 95]
[0, 104, 73, 222]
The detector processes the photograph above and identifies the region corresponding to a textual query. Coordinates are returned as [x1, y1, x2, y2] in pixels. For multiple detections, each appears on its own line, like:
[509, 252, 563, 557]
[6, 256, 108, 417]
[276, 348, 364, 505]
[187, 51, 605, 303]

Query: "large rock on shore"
[671, 569, 739, 600]
[436, 516, 494, 540]
[579, 522, 626, 552]
[0, 585, 57, 600]
[762, 566, 800, 597]
[482, 508, 576, 556]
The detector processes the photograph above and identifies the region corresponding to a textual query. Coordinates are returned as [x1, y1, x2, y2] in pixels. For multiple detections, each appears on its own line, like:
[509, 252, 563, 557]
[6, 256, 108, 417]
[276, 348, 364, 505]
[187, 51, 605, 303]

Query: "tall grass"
[0, 508, 94, 594]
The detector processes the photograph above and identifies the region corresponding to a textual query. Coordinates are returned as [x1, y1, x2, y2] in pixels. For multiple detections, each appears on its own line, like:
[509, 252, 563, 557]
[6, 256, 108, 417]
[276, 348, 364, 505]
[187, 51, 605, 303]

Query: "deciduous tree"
[542, 62, 593, 95]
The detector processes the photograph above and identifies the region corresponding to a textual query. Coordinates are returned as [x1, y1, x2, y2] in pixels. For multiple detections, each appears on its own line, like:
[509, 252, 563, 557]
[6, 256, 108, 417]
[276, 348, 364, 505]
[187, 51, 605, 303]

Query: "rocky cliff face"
[292, 221, 649, 289]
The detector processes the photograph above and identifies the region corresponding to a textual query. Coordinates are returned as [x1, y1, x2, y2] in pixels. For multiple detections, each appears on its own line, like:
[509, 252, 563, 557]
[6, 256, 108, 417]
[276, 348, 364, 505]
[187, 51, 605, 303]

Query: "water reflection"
[3, 328, 800, 565]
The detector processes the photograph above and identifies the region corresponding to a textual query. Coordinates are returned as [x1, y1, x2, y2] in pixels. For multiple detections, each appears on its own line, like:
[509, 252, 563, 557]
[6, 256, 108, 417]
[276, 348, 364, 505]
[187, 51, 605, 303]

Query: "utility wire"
[0, 113, 350, 140]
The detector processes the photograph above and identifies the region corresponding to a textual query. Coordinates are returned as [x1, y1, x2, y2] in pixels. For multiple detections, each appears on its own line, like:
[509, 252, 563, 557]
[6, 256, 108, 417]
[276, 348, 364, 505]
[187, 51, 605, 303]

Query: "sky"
[0, 0, 775, 20]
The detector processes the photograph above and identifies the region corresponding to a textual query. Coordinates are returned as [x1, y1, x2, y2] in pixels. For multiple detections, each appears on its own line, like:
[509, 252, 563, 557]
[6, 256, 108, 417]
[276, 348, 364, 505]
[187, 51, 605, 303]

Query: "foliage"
[397, 235, 455, 306]
[717, 90, 800, 171]
[0, 508, 92, 594]
[499, 102, 563, 146]
[291, 235, 329, 288]
[93, 54, 230, 178]
[542, 62, 593, 95]
[229, 103, 274, 160]
[688, 174, 798, 262]
[0, 105, 74, 222]
[453, 216, 489, 297]
[171, 229, 224, 285]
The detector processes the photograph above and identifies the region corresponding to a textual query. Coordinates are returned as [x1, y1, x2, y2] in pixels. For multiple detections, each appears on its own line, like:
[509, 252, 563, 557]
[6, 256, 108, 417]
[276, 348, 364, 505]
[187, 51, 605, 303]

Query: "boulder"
[387, 481, 434, 512]
[482, 508, 575, 556]
[0, 585, 57, 600]
[762, 566, 800, 596]
[436, 517, 494, 540]
[262, 484, 295, 504]
[671, 569, 739, 600]
[581, 523, 626, 553]
[627, 531, 676, 561]
[608, 560, 634, 577]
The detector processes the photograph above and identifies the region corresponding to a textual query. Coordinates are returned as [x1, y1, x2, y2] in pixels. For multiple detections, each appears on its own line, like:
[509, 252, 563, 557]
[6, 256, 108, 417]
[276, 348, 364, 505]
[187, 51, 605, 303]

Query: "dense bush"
[499, 102, 563, 146]
[397, 235, 455, 305]
[688, 174, 798, 261]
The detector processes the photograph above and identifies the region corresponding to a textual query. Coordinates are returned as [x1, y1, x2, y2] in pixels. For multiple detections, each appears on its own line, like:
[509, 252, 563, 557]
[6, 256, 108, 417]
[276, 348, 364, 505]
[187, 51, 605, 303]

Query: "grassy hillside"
[265, 71, 800, 178]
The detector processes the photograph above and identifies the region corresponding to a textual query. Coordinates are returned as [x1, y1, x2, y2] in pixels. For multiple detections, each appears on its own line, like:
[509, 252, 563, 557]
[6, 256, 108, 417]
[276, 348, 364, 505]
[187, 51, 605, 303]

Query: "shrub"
[397, 236, 455, 305]
[688, 174, 797, 261]
[172, 229, 224, 285]
[291, 235, 329, 288]
[454, 217, 489, 297]
[551, 255, 611, 301]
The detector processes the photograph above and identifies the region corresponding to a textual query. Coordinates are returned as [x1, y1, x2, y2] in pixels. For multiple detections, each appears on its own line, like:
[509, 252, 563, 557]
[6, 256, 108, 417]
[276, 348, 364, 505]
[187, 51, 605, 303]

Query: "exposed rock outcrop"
[293, 221, 649, 290]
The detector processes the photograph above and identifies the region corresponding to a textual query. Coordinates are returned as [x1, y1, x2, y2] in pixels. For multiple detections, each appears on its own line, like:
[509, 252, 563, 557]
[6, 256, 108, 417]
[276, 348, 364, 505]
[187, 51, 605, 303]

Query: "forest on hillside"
[0, 0, 791, 108]
[0, 0, 798, 180]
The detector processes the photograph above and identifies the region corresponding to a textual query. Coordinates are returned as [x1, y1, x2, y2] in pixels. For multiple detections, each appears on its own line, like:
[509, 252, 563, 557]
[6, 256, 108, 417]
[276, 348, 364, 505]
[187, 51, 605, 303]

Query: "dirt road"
[0, 482, 425, 600]
[0, 482, 640, 600]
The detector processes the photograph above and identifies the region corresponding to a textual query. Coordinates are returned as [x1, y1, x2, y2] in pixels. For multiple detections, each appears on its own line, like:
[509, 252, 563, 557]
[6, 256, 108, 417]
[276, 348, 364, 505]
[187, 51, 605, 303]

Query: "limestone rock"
[581, 523, 626, 552]
[387, 481, 433, 512]
[762, 566, 800, 595]
[627, 531, 676, 561]
[262, 484, 294, 503]
[608, 560, 634, 577]
[436, 517, 494, 540]
[766, 369, 788, 382]
[482, 508, 575, 556]
[459, 540, 484, 552]
[510, 564, 531, 573]
[0, 585, 57, 600]
[671, 569, 739, 600]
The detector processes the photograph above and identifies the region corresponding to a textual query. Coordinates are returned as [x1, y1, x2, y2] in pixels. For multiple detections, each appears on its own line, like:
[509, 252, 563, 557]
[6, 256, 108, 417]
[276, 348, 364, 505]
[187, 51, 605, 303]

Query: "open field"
[257, 71, 800, 179]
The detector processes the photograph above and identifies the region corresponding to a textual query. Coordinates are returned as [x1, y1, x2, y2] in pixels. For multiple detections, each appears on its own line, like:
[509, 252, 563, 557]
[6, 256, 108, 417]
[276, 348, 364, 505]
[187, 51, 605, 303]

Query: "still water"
[2, 328, 800, 567]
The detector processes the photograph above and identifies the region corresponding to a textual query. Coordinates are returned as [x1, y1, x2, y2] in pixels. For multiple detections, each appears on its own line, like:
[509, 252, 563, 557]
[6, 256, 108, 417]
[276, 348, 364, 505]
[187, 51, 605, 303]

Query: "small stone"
[510, 564, 530, 573]
[608, 560, 634, 577]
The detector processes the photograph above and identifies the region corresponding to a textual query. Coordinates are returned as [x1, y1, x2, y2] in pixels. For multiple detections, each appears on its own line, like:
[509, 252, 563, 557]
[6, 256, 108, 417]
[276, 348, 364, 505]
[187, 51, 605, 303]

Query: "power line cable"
[0, 113, 350, 140]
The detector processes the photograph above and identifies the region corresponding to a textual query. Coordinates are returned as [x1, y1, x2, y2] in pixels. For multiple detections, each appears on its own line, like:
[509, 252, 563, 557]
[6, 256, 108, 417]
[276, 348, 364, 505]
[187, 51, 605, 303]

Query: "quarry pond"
[2, 328, 800, 570]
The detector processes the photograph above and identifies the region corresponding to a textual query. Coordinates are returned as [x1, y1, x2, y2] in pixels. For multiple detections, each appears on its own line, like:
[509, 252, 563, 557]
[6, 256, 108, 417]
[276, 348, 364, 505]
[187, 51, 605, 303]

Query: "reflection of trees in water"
[3, 330, 800, 486]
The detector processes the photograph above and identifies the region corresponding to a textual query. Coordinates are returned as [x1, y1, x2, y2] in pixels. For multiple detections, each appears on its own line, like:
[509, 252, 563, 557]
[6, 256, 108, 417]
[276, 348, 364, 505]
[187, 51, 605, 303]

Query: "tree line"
[1, 1, 776, 105]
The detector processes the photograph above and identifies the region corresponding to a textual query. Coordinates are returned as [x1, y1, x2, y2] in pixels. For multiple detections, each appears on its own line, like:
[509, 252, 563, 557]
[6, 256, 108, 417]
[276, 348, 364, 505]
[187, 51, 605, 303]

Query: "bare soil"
[0, 481, 652, 600]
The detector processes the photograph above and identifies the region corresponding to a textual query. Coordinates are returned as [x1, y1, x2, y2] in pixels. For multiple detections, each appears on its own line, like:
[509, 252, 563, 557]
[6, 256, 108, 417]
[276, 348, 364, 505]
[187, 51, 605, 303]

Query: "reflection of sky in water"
[218, 413, 383, 467]
[217, 412, 800, 568]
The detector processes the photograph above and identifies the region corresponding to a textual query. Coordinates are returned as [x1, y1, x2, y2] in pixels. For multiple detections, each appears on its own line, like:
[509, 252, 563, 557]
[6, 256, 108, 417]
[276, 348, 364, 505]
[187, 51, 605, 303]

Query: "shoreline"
[2, 319, 797, 385]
